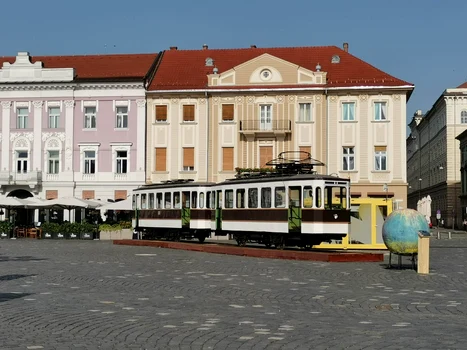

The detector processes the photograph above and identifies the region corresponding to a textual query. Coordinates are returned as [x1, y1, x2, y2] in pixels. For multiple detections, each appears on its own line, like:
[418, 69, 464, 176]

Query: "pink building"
[0, 52, 158, 222]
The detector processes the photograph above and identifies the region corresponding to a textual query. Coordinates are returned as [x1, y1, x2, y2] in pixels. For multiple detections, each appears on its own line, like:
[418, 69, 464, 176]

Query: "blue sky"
[2, 0, 466, 134]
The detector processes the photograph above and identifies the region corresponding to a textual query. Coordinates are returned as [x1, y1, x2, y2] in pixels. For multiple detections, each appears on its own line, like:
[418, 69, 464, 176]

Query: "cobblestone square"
[1, 236, 467, 349]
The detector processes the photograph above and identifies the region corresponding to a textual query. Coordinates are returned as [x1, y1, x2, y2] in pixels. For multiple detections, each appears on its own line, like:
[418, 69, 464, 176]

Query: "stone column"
[1, 101, 11, 171]
[64, 100, 75, 173]
[33, 101, 43, 171]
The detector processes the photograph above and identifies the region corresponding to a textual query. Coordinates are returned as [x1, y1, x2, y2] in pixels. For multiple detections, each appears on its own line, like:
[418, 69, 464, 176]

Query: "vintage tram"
[132, 152, 351, 249]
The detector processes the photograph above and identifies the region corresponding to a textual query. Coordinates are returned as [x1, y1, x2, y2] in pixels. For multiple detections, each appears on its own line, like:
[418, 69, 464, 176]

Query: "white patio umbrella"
[98, 198, 132, 220]
[34, 197, 102, 210]
[0, 197, 38, 209]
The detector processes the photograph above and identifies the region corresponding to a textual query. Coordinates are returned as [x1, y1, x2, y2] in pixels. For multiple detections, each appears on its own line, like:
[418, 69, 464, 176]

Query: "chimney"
[250, 45, 257, 48]
[343, 42, 349, 52]
[170, 46, 178, 50]
[202, 44, 208, 50]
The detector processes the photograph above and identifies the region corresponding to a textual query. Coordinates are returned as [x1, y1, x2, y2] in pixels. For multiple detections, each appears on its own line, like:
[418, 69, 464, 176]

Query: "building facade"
[146, 44, 413, 208]
[0, 51, 158, 220]
[407, 82, 467, 228]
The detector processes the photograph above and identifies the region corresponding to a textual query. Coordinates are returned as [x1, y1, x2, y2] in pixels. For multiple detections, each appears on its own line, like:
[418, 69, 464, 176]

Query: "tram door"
[215, 190, 223, 231]
[288, 187, 302, 233]
[181, 191, 190, 229]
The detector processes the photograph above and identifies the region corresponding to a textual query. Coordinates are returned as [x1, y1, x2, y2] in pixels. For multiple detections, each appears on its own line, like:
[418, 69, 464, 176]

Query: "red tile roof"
[0, 53, 159, 81]
[148, 46, 413, 91]
[457, 81, 467, 88]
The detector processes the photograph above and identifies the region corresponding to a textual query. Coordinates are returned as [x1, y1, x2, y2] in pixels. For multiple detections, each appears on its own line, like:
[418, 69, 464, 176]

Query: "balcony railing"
[239, 119, 292, 132]
[0, 171, 42, 185]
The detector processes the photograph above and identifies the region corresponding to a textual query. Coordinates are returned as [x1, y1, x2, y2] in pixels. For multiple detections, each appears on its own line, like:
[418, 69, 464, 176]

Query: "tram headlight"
[333, 214, 338, 219]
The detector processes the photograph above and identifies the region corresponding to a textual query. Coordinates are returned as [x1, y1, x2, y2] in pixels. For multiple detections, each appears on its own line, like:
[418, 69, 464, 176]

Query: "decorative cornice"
[10, 132, 33, 142]
[1, 101, 11, 108]
[42, 132, 66, 142]
[0, 82, 144, 92]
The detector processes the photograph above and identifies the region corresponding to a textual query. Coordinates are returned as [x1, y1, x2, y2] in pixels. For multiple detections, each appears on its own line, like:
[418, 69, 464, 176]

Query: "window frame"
[116, 150, 128, 174]
[115, 106, 128, 129]
[84, 150, 96, 174]
[374, 148, 387, 171]
[84, 106, 97, 129]
[47, 150, 60, 174]
[17, 107, 28, 129]
[461, 110, 467, 124]
[374, 101, 387, 121]
[342, 147, 355, 171]
[298, 103, 312, 122]
[155, 105, 168, 123]
[342, 102, 355, 121]
[48, 107, 60, 128]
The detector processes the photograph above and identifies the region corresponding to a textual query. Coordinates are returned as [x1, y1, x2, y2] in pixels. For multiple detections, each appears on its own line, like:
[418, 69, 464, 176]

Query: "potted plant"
[99, 223, 123, 240]
[41, 222, 59, 239]
[80, 222, 94, 240]
[56, 222, 70, 239]
[0, 220, 14, 239]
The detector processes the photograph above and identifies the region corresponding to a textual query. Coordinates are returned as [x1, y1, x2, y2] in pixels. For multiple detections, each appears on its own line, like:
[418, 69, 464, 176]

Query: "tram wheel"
[235, 235, 247, 247]
[198, 236, 206, 243]
[273, 234, 285, 250]
[263, 235, 272, 248]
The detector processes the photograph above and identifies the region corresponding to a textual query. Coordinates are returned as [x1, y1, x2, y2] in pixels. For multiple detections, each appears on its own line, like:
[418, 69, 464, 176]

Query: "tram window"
[225, 190, 234, 208]
[199, 192, 205, 208]
[339, 187, 347, 209]
[248, 188, 258, 208]
[208, 191, 215, 209]
[148, 193, 155, 209]
[132, 195, 136, 209]
[316, 187, 322, 208]
[182, 191, 190, 208]
[191, 192, 197, 208]
[135, 194, 140, 209]
[236, 189, 245, 208]
[261, 188, 272, 208]
[156, 193, 163, 209]
[173, 192, 181, 208]
[328, 186, 347, 209]
[303, 186, 313, 208]
[275, 187, 286, 208]
[217, 191, 223, 208]
[164, 193, 171, 209]
[141, 194, 147, 209]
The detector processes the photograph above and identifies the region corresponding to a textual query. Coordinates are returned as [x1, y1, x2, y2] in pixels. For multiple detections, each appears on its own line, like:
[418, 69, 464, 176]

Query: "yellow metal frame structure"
[315, 198, 392, 250]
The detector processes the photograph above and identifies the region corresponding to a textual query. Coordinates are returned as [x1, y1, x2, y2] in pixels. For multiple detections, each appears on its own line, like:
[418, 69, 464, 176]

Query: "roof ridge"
[164, 45, 338, 53]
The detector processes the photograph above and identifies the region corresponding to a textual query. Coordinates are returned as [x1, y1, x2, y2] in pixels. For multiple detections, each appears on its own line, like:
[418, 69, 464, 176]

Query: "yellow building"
[146, 43, 413, 207]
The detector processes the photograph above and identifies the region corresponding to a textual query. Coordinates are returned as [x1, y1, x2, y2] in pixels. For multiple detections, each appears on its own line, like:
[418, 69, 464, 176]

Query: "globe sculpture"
[382, 209, 430, 254]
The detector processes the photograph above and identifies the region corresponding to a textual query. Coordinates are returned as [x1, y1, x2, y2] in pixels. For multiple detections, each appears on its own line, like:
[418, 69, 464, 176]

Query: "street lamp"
[418, 178, 422, 201]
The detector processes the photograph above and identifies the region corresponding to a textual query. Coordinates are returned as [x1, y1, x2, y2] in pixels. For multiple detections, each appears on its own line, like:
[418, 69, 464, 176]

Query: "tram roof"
[220, 173, 350, 185]
[134, 181, 216, 191]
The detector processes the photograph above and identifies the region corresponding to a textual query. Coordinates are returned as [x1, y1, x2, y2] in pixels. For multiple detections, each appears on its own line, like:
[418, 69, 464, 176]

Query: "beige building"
[146, 44, 413, 208]
[407, 82, 467, 228]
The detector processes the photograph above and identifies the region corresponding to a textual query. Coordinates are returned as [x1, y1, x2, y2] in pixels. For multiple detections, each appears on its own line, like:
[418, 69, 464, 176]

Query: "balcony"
[0, 171, 42, 187]
[239, 119, 291, 139]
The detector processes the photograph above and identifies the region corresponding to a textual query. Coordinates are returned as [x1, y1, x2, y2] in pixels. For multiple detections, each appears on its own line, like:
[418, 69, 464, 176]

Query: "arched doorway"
[7, 189, 34, 226]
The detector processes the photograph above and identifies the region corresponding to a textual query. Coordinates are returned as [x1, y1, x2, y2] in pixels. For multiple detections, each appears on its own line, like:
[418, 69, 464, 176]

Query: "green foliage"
[118, 221, 132, 229]
[235, 167, 276, 175]
[0, 220, 13, 233]
[41, 222, 60, 234]
[99, 223, 122, 232]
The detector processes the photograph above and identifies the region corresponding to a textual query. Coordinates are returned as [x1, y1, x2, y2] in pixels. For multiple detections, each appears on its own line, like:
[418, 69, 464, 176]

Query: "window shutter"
[183, 147, 194, 167]
[299, 146, 312, 156]
[115, 190, 127, 200]
[155, 148, 167, 171]
[375, 146, 387, 152]
[82, 190, 95, 200]
[46, 190, 58, 200]
[260, 146, 273, 168]
[183, 105, 195, 121]
[222, 104, 234, 121]
[222, 147, 234, 171]
[155, 106, 167, 121]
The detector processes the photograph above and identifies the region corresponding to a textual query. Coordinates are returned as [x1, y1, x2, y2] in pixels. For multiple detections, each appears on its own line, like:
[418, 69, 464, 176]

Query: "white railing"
[0, 171, 42, 185]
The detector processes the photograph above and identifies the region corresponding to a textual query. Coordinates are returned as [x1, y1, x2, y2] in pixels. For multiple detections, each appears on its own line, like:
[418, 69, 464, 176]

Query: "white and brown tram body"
[214, 173, 351, 248]
[132, 181, 215, 242]
[132, 173, 351, 248]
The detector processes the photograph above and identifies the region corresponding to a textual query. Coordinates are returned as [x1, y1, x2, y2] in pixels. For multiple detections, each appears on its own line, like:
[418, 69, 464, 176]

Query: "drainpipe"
[205, 90, 210, 182]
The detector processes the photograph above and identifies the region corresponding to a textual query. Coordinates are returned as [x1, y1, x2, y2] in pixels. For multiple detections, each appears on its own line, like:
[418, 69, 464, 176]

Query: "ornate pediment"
[0, 52, 74, 83]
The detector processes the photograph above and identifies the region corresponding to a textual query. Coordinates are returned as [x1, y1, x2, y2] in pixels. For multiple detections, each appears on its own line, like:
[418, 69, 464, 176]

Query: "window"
[156, 193, 163, 209]
[222, 147, 234, 171]
[461, 111, 467, 124]
[343, 147, 355, 171]
[84, 107, 96, 128]
[260, 105, 272, 130]
[149, 193, 155, 209]
[199, 192, 205, 208]
[155, 105, 167, 122]
[16, 151, 28, 173]
[48, 150, 60, 174]
[116, 106, 128, 128]
[222, 104, 234, 121]
[183, 105, 195, 122]
[116, 150, 128, 174]
[191, 192, 197, 208]
[374, 102, 387, 121]
[374, 146, 387, 171]
[316, 187, 322, 208]
[155, 148, 167, 171]
[164, 193, 171, 208]
[173, 192, 180, 208]
[248, 188, 258, 208]
[183, 147, 194, 171]
[17, 108, 28, 129]
[303, 186, 313, 208]
[84, 151, 96, 174]
[141, 194, 147, 209]
[48, 107, 60, 128]
[261, 188, 272, 208]
[275, 187, 286, 208]
[342, 102, 355, 121]
[236, 189, 245, 208]
[299, 103, 312, 122]
[225, 190, 234, 208]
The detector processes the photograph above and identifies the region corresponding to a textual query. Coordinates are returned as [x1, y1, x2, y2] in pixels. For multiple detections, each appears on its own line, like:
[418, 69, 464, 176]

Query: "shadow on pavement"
[0, 293, 32, 303]
[0, 255, 48, 262]
[0, 274, 36, 282]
